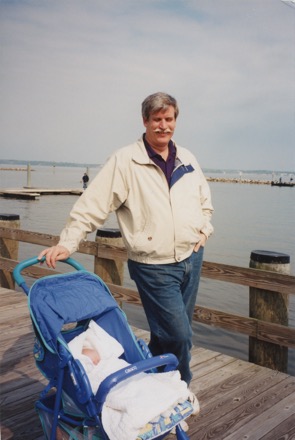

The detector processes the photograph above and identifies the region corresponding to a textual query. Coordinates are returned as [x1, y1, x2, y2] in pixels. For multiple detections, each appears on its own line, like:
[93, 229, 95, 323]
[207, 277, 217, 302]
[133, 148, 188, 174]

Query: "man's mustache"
[153, 129, 173, 134]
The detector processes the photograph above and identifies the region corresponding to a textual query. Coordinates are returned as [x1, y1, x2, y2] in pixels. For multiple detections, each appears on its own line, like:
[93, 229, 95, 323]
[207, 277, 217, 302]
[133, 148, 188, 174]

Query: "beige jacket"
[59, 138, 214, 264]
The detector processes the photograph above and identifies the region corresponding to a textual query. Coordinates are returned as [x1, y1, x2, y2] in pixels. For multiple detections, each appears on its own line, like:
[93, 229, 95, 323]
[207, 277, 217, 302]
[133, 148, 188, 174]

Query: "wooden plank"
[1, 287, 295, 440]
[0, 228, 60, 249]
[1, 192, 40, 200]
[257, 319, 295, 348]
[1, 262, 294, 349]
[0, 256, 59, 277]
[0, 297, 28, 310]
[201, 260, 295, 294]
[2, 410, 44, 440]
[194, 306, 295, 348]
[0, 319, 33, 339]
[190, 351, 237, 377]
[109, 282, 143, 306]
[0, 311, 30, 325]
[0, 287, 19, 295]
[189, 374, 295, 439]
[223, 393, 295, 439]
[1, 227, 295, 293]
[1, 339, 46, 440]
[2, 376, 46, 407]
[196, 364, 281, 408]
[0, 304, 29, 318]
[194, 306, 257, 336]
[1, 362, 45, 394]
[0, 307, 31, 325]
[193, 360, 261, 397]
[259, 413, 295, 440]
[0, 187, 82, 196]
[0, 228, 98, 256]
[1, 336, 35, 367]
[0, 291, 27, 304]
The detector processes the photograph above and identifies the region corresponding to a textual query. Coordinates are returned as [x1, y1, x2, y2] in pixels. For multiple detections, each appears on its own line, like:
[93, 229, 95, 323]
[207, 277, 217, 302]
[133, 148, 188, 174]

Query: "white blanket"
[102, 370, 189, 440]
[68, 321, 189, 440]
[68, 320, 124, 362]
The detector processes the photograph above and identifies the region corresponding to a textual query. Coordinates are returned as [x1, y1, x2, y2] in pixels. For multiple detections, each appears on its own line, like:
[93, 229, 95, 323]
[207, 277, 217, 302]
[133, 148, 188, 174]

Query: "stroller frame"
[13, 257, 192, 440]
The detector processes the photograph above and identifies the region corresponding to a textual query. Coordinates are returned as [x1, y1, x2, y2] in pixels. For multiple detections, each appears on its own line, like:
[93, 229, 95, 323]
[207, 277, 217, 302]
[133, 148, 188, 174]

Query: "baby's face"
[82, 348, 100, 365]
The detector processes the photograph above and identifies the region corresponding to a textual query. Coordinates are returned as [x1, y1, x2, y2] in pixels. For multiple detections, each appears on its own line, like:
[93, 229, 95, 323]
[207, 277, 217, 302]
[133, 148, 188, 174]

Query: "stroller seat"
[13, 257, 194, 440]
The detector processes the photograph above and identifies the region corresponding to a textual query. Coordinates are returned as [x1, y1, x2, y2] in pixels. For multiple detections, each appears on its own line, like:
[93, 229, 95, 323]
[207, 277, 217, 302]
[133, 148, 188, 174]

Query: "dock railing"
[1, 216, 295, 374]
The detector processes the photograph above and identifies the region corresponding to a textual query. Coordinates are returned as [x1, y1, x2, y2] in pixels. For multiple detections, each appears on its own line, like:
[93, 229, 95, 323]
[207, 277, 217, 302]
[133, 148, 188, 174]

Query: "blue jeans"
[128, 247, 204, 385]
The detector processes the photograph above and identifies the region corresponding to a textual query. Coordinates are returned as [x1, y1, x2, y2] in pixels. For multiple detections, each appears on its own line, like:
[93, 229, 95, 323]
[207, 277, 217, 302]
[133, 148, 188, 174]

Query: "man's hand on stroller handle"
[38, 245, 70, 269]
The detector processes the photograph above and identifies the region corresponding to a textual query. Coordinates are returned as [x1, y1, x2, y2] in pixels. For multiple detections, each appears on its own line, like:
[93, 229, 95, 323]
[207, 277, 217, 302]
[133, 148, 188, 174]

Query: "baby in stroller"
[13, 258, 199, 440]
[68, 320, 199, 440]
[82, 346, 100, 365]
[69, 319, 133, 394]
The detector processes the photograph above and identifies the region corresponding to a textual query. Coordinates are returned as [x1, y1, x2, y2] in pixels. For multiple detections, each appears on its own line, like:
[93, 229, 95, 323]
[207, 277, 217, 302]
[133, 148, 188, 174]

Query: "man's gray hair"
[141, 92, 179, 121]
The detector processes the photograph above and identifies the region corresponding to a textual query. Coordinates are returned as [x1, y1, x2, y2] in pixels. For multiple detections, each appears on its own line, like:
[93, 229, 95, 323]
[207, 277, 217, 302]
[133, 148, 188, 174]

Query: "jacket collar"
[131, 137, 152, 164]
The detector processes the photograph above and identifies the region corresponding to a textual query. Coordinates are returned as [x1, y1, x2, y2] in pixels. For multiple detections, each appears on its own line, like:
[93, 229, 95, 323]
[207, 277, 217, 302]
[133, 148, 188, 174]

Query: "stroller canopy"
[29, 271, 118, 353]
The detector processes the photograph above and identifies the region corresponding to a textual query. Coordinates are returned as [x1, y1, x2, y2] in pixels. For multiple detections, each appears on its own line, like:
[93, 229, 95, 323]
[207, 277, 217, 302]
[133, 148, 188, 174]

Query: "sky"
[0, 0, 294, 171]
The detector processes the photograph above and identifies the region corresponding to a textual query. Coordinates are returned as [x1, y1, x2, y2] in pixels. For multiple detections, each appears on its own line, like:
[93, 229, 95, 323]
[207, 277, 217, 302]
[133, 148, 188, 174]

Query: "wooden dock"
[1, 286, 295, 440]
[0, 188, 82, 199]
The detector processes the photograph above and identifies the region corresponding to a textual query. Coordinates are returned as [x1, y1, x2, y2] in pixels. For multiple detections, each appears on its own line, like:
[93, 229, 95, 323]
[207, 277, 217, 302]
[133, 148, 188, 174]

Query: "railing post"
[0, 214, 20, 289]
[249, 250, 290, 372]
[94, 228, 125, 285]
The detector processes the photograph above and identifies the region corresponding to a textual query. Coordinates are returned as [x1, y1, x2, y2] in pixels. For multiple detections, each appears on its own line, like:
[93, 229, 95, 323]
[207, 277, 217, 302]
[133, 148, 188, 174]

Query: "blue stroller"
[13, 257, 194, 440]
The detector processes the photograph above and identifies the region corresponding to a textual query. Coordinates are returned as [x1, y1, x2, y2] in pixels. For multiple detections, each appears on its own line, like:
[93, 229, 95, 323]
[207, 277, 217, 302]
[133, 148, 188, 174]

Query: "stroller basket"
[36, 394, 104, 440]
[13, 257, 193, 440]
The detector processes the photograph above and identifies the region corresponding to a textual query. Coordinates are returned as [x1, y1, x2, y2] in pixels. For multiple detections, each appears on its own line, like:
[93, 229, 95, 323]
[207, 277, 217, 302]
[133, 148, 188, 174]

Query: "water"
[1, 165, 294, 374]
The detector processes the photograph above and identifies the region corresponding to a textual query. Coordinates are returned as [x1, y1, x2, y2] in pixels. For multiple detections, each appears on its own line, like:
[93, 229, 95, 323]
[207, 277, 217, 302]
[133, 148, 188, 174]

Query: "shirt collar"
[143, 133, 176, 160]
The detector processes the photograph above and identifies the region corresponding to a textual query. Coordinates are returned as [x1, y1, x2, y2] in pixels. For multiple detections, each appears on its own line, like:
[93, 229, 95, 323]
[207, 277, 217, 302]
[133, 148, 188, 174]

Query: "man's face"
[143, 106, 176, 152]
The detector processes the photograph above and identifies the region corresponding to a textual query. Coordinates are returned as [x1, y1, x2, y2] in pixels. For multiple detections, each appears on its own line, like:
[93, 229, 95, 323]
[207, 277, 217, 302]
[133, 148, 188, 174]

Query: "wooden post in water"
[26, 163, 31, 188]
[249, 250, 290, 372]
[0, 214, 20, 289]
[94, 228, 125, 286]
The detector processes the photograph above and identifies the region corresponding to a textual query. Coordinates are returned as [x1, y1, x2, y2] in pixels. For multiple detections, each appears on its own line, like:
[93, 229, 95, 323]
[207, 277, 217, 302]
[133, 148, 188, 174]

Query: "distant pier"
[0, 188, 83, 200]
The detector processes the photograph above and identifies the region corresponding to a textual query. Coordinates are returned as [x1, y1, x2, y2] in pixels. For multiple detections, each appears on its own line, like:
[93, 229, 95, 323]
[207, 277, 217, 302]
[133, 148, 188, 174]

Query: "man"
[39, 91, 213, 394]
[82, 172, 89, 189]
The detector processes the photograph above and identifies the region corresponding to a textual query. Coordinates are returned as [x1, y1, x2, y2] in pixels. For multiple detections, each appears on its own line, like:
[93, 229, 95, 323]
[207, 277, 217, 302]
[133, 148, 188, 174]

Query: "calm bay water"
[1, 165, 294, 374]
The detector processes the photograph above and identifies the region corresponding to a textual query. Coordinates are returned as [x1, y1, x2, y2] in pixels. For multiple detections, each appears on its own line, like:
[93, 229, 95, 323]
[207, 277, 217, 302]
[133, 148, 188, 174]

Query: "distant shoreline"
[1, 167, 272, 185]
[2, 167, 294, 186]
[206, 177, 270, 185]
[0, 167, 33, 171]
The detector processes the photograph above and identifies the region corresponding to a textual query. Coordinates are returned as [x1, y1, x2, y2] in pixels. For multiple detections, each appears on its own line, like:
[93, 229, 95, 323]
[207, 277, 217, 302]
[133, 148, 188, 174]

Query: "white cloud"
[0, 0, 294, 170]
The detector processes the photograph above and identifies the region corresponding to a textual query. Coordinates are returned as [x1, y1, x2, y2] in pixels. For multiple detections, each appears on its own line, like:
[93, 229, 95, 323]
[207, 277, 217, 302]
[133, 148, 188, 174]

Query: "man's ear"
[143, 118, 148, 127]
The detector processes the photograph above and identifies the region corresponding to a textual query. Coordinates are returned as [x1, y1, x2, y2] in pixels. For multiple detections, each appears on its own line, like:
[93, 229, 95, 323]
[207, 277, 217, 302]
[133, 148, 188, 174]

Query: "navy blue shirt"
[143, 134, 176, 187]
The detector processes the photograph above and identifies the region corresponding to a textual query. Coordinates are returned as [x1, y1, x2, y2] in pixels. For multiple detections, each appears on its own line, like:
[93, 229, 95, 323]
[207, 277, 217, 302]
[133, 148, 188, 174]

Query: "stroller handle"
[13, 256, 85, 294]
